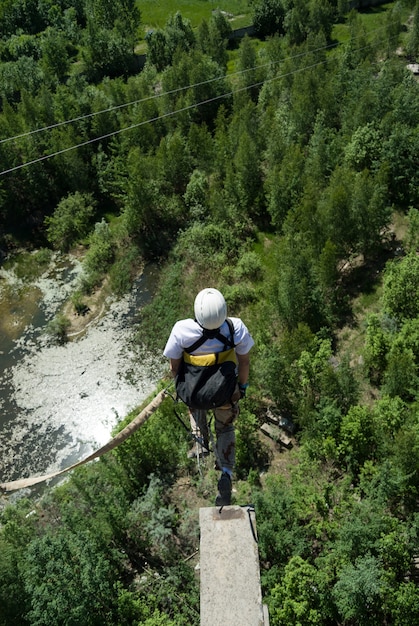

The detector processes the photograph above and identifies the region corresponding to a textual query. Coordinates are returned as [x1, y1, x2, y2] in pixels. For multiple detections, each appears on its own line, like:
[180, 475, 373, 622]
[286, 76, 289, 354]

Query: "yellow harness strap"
[183, 347, 237, 367]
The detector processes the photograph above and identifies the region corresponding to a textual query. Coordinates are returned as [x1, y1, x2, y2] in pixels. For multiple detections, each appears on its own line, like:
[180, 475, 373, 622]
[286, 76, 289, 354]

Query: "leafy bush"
[112, 395, 186, 494]
[71, 289, 89, 315]
[45, 192, 96, 252]
[234, 250, 264, 281]
[382, 253, 419, 322]
[338, 405, 376, 476]
[22, 530, 118, 625]
[267, 555, 324, 625]
[109, 244, 141, 296]
[363, 313, 391, 384]
[332, 555, 384, 625]
[46, 313, 70, 344]
[126, 475, 178, 564]
[81, 219, 114, 292]
[235, 407, 270, 479]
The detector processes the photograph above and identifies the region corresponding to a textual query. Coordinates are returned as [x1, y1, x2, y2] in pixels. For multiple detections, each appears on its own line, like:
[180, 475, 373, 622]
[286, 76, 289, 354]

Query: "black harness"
[184, 318, 236, 354]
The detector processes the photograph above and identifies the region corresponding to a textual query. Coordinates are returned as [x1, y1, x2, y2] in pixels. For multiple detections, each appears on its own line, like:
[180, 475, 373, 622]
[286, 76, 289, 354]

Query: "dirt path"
[62, 279, 111, 338]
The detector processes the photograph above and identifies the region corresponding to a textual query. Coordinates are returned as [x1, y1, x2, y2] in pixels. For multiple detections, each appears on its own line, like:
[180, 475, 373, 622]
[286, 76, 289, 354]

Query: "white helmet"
[194, 288, 227, 330]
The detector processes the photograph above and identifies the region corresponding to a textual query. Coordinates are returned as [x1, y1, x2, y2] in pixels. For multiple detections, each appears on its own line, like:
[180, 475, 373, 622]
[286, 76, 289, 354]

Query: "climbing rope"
[167, 388, 218, 473]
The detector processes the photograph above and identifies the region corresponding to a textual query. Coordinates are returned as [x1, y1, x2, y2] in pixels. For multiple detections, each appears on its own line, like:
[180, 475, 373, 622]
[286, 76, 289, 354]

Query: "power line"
[0, 40, 341, 146]
[0, 23, 400, 177]
[0, 57, 338, 176]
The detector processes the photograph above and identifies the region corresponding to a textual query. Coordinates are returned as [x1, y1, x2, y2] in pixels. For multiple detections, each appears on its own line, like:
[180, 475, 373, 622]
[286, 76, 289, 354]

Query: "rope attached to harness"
[0, 389, 167, 494]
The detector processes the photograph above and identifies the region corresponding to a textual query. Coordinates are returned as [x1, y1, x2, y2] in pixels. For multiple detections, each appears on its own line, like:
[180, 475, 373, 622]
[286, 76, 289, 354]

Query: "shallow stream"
[0, 254, 164, 500]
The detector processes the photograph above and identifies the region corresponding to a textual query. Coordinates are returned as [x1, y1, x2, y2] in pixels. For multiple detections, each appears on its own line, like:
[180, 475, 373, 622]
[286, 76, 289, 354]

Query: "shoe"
[215, 472, 232, 506]
[187, 443, 210, 459]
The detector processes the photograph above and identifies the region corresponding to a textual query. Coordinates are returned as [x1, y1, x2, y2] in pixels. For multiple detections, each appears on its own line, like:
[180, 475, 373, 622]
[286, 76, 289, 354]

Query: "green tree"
[22, 531, 118, 625]
[40, 27, 71, 83]
[146, 12, 195, 71]
[0, 57, 44, 104]
[266, 144, 305, 230]
[146, 29, 171, 72]
[304, 111, 340, 186]
[252, 0, 285, 38]
[382, 253, 419, 322]
[293, 337, 358, 444]
[390, 582, 419, 626]
[82, 0, 140, 80]
[284, 0, 310, 46]
[372, 395, 408, 444]
[333, 555, 384, 625]
[126, 474, 178, 563]
[3, 33, 41, 61]
[122, 150, 185, 258]
[0, 0, 47, 36]
[0, 538, 29, 624]
[338, 405, 375, 475]
[406, 1, 419, 60]
[156, 130, 192, 195]
[82, 24, 137, 80]
[81, 218, 115, 290]
[235, 35, 261, 103]
[383, 123, 419, 211]
[382, 323, 419, 400]
[350, 168, 390, 259]
[196, 19, 211, 56]
[183, 169, 209, 222]
[343, 122, 382, 172]
[390, 419, 419, 510]
[340, 10, 371, 70]
[45, 191, 97, 251]
[317, 166, 355, 256]
[268, 556, 323, 625]
[84, 0, 139, 38]
[197, 11, 231, 67]
[272, 231, 331, 331]
[227, 128, 263, 219]
[363, 313, 391, 384]
[160, 49, 228, 128]
[405, 207, 419, 253]
[208, 10, 232, 67]
[165, 11, 195, 56]
[379, 2, 403, 60]
[187, 123, 216, 173]
[308, 0, 335, 43]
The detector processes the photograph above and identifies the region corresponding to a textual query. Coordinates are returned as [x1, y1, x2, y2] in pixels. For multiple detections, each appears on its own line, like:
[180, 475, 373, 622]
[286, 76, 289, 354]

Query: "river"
[0, 253, 164, 501]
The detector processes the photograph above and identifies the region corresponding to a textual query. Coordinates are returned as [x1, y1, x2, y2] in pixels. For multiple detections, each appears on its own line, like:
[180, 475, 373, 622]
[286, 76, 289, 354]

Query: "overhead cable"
[0, 23, 399, 177]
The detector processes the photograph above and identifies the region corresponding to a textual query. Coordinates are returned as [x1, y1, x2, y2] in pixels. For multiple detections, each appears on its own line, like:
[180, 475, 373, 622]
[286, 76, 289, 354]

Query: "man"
[163, 287, 254, 506]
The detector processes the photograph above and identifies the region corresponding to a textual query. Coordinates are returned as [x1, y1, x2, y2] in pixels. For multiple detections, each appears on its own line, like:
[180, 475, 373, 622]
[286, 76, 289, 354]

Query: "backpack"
[175, 319, 237, 410]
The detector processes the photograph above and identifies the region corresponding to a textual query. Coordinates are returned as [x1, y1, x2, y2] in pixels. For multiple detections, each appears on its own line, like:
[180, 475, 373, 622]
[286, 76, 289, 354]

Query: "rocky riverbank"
[0, 252, 163, 497]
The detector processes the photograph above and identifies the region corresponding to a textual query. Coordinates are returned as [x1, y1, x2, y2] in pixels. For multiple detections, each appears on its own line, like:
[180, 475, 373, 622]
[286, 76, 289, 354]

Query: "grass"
[332, 1, 413, 44]
[138, 0, 251, 33]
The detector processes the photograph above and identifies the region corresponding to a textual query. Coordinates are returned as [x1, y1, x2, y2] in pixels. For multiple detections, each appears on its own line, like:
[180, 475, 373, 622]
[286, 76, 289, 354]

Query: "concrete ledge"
[199, 505, 269, 625]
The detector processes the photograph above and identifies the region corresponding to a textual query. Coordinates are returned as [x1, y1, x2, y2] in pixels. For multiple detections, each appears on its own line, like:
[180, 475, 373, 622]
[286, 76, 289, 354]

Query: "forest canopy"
[1, 0, 419, 624]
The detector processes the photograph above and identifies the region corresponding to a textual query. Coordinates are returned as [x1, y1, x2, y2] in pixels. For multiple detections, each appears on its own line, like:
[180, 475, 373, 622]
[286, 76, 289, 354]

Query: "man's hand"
[238, 383, 249, 399]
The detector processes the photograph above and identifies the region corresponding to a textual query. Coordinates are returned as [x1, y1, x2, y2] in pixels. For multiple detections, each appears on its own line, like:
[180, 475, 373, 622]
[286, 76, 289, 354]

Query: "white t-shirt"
[163, 317, 254, 360]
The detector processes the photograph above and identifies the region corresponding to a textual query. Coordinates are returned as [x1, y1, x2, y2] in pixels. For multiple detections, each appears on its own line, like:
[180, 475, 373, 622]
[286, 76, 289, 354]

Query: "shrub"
[382, 253, 419, 322]
[46, 313, 71, 344]
[45, 192, 96, 252]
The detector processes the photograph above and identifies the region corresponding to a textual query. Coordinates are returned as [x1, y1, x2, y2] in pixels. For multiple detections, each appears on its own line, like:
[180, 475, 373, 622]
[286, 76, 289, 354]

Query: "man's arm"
[169, 357, 182, 378]
[236, 352, 250, 386]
